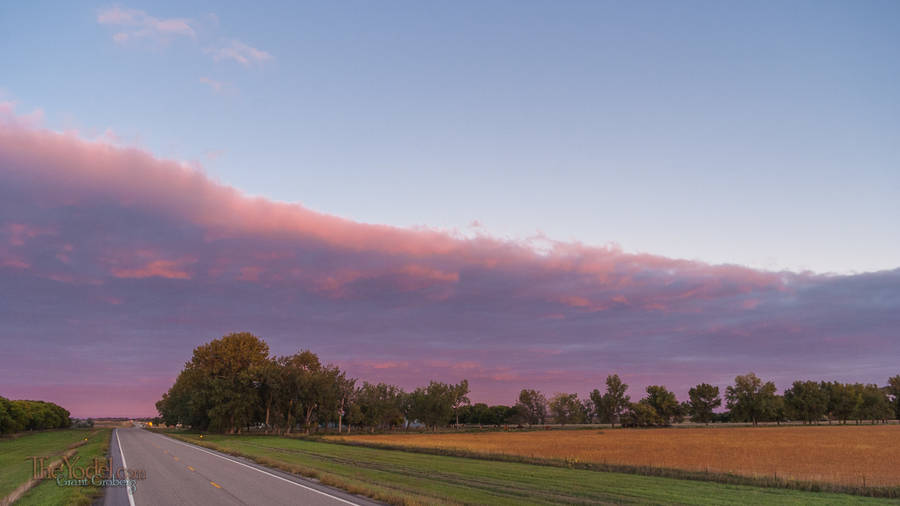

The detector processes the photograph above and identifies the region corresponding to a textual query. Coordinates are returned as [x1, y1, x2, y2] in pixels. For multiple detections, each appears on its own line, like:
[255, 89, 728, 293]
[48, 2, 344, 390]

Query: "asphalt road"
[102, 428, 380, 506]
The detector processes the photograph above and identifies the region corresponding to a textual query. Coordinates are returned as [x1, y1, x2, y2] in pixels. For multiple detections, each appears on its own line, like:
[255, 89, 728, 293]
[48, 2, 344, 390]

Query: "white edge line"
[154, 431, 360, 506]
[115, 429, 137, 506]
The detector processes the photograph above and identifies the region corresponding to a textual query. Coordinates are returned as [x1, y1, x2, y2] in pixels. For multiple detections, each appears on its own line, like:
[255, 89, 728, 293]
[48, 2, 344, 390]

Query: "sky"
[1, 2, 899, 417]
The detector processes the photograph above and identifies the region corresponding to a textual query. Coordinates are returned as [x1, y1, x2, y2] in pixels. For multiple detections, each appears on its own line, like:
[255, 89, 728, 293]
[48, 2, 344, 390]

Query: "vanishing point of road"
[102, 428, 381, 506]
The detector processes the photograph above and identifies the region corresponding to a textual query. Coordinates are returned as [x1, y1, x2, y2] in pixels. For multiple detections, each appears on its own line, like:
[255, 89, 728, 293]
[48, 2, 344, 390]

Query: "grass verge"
[10, 429, 110, 506]
[0, 430, 100, 501]
[159, 431, 896, 505]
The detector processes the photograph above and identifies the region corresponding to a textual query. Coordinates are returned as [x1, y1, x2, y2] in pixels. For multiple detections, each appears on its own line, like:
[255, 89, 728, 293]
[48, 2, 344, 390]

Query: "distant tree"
[549, 393, 585, 425]
[461, 403, 491, 426]
[888, 375, 900, 420]
[622, 402, 662, 427]
[725, 373, 777, 427]
[450, 380, 471, 427]
[784, 380, 828, 424]
[314, 366, 355, 432]
[600, 374, 630, 427]
[687, 383, 721, 424]
[0, 396, 14, 434]
[581, 397, 595, 423]
[487, 405, 513, 426]
[770, 395, 788, 425]
[409, 381, 457, 430]
[644, 386, 680, 425]
[517, 389, 548, 425]
[0, 398, 69, 433]
[589, 389, 605, 423]
[821, 381, 857, 424]
[505, 404, 531, 425]
[855, 384, 892, 424]
[353, 382, 405, 431]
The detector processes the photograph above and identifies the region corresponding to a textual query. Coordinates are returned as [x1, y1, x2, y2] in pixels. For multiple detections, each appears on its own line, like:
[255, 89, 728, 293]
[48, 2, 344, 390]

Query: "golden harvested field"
[330, 425, 900, 487]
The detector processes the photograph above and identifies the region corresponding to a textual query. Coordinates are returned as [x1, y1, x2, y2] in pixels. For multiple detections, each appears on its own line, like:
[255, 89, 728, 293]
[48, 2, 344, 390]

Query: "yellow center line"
[187, 466, 195, 472]
[210, 481, 221, 489]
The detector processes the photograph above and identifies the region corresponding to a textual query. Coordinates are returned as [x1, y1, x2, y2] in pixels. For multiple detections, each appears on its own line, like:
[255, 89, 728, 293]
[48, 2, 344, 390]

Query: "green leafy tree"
[408, 381, 456, 430]
[157, 333, 269, 432]
[784, 380, 828, 424]
[855, 384, 892, 424]
[549, 393, 586, 425]
[517, 389, 548, 425]
[622, 402, 662, 427]
[644, 385, 680, 425]
[725, 373, 777, 426]
[353, 382, 405, 431]
[451, 380, 471, 427]
[821, 381, 857, 424]
[487, 405, 513, 426]
[0, 398, 69, 433]
[771, 395, 788, 425]
[600, 374, 630, 427]
[687, 383, 721, 424]
[887, 375, 900, 420]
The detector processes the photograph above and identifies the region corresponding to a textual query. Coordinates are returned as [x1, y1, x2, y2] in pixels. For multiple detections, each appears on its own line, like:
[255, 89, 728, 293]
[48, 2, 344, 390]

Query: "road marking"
[115, 430, 137, 506]
[187, 465, 195, 472]
[158, 433, 360, 505]
[210, 481, 221, 489]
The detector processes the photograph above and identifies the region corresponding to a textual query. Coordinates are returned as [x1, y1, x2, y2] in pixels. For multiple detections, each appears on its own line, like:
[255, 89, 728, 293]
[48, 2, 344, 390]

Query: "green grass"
[164, 432, 898, 505]
[0, 429, 100, 500]
[14, 429, 111, 506]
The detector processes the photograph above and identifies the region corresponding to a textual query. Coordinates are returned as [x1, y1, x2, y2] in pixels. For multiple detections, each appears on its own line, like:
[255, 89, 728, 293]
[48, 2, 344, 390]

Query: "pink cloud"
[97, 7, 196, 41]
[111, 259, 194, 280]
[205, 39, 273, 66]
[2, 108, 897, 416]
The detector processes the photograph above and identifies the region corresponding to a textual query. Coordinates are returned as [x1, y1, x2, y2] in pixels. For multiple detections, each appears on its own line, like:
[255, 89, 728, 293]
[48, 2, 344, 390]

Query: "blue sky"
[2, 1, 898, 273]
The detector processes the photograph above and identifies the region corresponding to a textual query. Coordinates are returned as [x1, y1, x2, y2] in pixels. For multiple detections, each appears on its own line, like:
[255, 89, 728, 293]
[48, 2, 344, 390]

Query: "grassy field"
[0, 429, 102, 500]
[14, 429, 111, 506]
[331, 425, 900, 488]
[164, 432, 896, 505]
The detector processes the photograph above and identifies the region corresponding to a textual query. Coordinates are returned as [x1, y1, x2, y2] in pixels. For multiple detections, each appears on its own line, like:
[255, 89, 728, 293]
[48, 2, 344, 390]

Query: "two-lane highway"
[102, 428, 380, 506]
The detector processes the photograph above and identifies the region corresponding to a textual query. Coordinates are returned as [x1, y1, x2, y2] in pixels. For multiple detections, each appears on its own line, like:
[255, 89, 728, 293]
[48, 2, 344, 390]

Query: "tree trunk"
[286, 399, 294, 434]
[304, 403, 316, 434]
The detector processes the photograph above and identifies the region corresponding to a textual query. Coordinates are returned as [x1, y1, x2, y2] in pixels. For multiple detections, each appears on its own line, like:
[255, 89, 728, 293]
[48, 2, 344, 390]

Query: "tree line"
[499, 373, 899, 428]
[0, 397, 71, 434]
[155, 333, 470, 433]
[156, 333, 900, 433]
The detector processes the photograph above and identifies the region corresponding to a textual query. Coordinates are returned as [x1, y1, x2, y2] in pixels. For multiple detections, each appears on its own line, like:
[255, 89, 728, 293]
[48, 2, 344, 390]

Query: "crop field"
[330, 425, 900, 488]
[164, 432, 893, 505]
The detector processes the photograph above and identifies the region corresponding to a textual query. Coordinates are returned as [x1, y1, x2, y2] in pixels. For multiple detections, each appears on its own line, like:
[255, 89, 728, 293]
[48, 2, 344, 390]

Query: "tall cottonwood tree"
[725, 373, 777, 427]
[517, 389, 548, 425]
[600, 374, 630, 427]
[549, 393, 586, 425]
